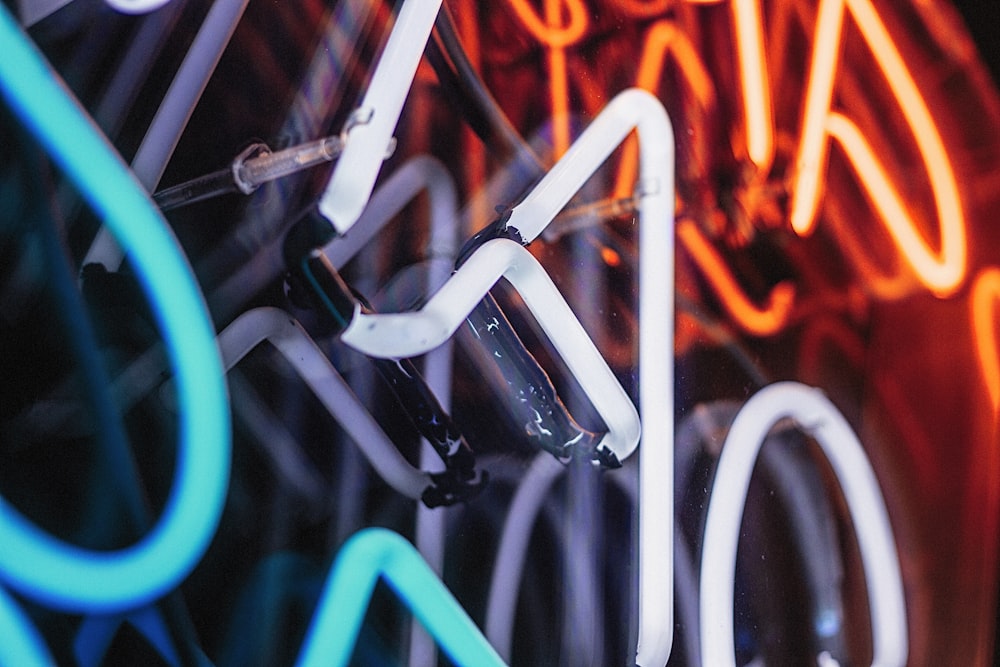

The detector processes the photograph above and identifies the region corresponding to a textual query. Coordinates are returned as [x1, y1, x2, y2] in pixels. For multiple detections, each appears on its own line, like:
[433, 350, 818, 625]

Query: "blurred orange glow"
[791, 0, 967, 296]
[732, 0, 773, 171]
[677, 218, 795, 336]
[615, 19, 715, 198]
[503, 0, 589, 157]
[503, 0, 587, 47]
[824, 112, 966, 297]
[972, 267, 1000, 414]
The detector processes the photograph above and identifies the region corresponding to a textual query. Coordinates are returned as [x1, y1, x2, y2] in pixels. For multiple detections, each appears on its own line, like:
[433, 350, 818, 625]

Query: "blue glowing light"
[0, 586, 55, 667]
[0, 4, 231, 614]
[296, 528, 507, 667]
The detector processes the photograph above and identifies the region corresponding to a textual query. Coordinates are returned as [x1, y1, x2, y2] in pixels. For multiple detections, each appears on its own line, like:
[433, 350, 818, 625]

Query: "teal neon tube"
[0, 587, 55, 667]
[295, 528, 507, 667]
[0, 5, 231, 613]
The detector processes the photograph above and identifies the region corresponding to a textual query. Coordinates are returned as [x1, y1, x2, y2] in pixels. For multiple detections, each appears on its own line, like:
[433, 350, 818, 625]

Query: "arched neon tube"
[700, 382, 907, 666]
[0, 5, 230, 613]
[295, 528, 505, 667]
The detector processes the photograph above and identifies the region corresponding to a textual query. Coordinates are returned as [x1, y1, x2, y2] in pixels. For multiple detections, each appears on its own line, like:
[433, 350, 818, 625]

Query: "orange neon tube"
[790, 0, 966, 296]
[615, 19, 716, 197]
[972, 268, 1000, 415]
[677, 218, 795, 336]
[610, 0, 725, 16]
[610, 0, 673, 18]
[731, 0, 773, 171]
[825, 113, 965, 297]
[546, 0, 573, 157]
[503, 0, 587, 48]
[823, 192, 916, 301]
[502, 0, 587, 158]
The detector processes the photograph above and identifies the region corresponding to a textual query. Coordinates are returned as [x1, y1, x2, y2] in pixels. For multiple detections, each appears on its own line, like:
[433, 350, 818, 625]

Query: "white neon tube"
[105, 0, 172, 13]
[341, 238, 641, 463]
[511, 87, 675, 666]
[342, 87, 675, 665]
[324, 156, 459, 268]
[216, 307, 433, 500]
[84, 0, 250, 270]
[317, 0, 443, 234]
[484, 453, 565, 661]
[699, 382, 908, 667]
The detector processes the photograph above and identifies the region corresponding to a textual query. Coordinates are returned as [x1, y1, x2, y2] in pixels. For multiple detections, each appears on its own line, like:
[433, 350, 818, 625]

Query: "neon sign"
[2, 0, 997, 664]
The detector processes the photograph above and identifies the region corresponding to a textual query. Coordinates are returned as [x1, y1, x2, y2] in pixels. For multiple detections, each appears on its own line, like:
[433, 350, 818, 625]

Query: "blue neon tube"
[0, 5, 231, 613]
[0, 586, 55, 667]
[295, 528, 507, 667]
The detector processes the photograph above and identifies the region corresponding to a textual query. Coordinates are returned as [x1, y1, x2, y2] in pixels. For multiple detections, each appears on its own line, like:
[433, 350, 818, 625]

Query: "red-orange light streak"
[677, 218, 795, 336]
[972, 267, 1000, 415]
[731, 0, 773, 171]
[615, 19, 716, 198]
[791, 0, 967, 297]
[503, 0, 588, 158]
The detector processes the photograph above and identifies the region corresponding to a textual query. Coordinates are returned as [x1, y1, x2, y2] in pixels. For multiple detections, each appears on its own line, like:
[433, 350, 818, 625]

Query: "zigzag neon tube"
[296, 528, 505, 667]
[0, 5, 230, 613]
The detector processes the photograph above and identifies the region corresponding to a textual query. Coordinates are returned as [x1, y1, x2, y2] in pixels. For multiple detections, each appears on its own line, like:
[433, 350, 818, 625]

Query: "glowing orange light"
[600, 245, 622, 267]
[972, 268, 1000, 415]
[615, 19, 716, 197]
[503, 0, 587, 48]
[823, 182, 917, 301]
[790, 0, 967, 297]
[732, 0, 773, 171]
[502, 0, 588, 158]
[610, 0, 673, 17]
[546, 0, 572, 157]
[610, 0, 724, 17]
[825, 113, 966, 297]
[677, 219, 795, 336]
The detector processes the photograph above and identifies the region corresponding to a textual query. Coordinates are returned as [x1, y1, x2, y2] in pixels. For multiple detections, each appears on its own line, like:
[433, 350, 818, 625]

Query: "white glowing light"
[700, 382, 908, 667]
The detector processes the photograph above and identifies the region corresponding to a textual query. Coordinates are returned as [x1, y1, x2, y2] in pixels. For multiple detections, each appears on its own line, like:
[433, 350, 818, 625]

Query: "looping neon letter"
[700, 382, 907, 666]
[791, 0, 966, 297]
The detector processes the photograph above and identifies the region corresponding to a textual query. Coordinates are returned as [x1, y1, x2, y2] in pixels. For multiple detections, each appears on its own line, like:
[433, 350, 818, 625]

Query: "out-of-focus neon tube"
[677, 218, 795, 336]
[0, 4, 230, 613]
[503, 88, 675, 666]
[790, 0, 966, 297]
[972, 267, 1000, 415]
[700, 382, 907, 667]
[0, 586, 55, 667]
[105, 0, 172, 13]
[324, 156, 458, 268]
[73, 607, 185, 667]
[0, 2, 230, 612]
[295, 528, 506, 667]
[485, 453, 565, 661]
[84, 0, 251, 270]
[216, 307, 433, 500]
[341, 238, 641, 463]
[318, 0, 443, 234]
